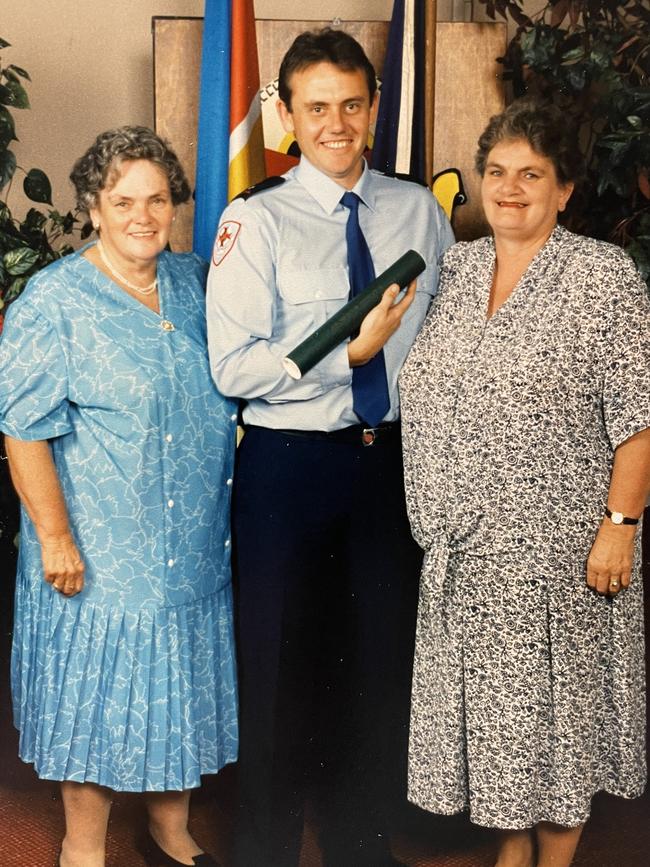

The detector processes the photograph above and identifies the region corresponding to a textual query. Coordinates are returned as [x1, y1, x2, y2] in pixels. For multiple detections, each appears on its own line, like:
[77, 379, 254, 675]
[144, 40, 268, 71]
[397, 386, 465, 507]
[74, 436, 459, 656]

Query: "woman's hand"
[348, 280, 417, 367]
[586, 522, 636, 596]
[586, 428, 650, 596]
[40, 532, 85, 597]
[4, 437, 84, 597]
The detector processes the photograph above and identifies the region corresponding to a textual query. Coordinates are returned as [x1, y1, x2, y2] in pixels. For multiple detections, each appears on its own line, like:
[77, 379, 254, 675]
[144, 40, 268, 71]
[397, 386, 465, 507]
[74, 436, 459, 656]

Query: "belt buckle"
[362, 427, 377, 447]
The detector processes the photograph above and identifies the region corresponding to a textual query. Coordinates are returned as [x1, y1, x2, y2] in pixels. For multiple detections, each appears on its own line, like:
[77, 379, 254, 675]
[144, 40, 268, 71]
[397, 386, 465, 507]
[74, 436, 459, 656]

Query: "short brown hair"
[278, 28, 376, 112]
[475, 98, 584, 186]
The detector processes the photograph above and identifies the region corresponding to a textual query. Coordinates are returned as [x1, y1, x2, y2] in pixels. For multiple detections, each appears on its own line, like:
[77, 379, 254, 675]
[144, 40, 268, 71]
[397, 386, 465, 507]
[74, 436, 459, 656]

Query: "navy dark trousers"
[232, 426, 422, 867]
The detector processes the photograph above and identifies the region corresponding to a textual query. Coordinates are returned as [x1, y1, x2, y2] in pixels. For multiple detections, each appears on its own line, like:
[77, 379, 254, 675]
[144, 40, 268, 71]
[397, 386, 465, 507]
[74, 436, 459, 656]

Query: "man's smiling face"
[277, 61, 377, 189]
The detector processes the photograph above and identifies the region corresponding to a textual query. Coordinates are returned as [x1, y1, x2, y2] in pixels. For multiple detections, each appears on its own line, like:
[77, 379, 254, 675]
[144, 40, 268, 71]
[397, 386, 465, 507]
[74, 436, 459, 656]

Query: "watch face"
[611, 511, 624, 524]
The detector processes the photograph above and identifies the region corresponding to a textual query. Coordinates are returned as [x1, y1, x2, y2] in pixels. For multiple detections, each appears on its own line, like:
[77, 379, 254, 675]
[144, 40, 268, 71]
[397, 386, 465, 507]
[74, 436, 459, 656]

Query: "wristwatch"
[605, 507, 639, 526]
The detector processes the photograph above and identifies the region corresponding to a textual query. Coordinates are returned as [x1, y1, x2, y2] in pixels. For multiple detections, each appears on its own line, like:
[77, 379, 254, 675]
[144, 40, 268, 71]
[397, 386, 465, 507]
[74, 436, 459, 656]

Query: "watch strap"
[605, 507, 639, 526]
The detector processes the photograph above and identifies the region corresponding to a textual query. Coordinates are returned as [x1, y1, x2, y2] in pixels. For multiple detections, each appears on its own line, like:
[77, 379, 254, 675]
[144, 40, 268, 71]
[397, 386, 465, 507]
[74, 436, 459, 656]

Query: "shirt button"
[230, 413, 237, 422]
[167, 558, 175, 567]
[315, 291, 322, 299]
[167, 499, 174, 508]
[226, 478, 233, 487]
[165, 433, 173, 442]
[224, 539, 231, 548]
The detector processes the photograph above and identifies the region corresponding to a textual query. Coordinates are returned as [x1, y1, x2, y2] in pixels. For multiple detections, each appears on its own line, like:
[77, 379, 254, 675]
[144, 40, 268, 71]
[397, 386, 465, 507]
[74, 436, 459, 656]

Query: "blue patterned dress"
[0, 247, 238, 792]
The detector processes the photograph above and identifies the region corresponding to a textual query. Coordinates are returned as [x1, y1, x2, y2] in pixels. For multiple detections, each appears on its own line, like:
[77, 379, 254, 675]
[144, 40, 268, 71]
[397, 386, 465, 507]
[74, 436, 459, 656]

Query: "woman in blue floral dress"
[0, 127, 237, 867]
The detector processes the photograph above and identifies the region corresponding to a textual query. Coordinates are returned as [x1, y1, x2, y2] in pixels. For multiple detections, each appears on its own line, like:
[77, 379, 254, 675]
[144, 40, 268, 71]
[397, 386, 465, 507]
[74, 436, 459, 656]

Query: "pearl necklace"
[97, 241, 158, 295]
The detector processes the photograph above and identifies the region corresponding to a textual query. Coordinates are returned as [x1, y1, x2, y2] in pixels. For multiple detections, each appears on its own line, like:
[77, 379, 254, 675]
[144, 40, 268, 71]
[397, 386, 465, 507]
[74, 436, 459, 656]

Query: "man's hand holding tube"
[348, 279, 417, 367]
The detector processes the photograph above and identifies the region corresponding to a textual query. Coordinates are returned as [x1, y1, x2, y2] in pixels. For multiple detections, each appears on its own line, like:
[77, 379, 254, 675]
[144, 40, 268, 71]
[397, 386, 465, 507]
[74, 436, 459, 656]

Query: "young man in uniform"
[207, 28, 454, 867]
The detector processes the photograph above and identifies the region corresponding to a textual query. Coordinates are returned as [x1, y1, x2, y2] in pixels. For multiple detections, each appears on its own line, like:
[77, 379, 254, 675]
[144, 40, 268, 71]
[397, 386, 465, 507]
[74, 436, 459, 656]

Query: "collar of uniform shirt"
[294, 156, 377, 216]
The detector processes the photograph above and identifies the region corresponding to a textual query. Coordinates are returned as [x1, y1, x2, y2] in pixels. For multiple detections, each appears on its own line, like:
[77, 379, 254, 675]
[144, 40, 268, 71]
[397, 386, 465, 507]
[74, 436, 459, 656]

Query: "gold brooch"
[160, 320, 175, 332]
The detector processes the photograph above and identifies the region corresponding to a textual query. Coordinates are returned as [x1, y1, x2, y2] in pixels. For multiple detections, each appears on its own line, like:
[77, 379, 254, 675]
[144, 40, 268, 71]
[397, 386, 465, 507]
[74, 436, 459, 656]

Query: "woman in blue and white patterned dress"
[400, 101, 649, 867]
[0, 127, 236, 867]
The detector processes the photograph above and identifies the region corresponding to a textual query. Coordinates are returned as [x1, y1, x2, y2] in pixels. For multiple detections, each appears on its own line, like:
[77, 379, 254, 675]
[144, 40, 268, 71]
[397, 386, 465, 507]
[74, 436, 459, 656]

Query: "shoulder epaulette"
[381, 171, 428, 188]
[235, 176, 286, 201]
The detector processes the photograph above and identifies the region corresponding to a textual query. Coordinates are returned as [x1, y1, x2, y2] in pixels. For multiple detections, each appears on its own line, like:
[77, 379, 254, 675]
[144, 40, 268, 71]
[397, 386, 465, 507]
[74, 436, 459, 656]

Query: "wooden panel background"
[153, 17, 506, 250]
[153, 18, 203, 253]
[433, 23, 507, 240]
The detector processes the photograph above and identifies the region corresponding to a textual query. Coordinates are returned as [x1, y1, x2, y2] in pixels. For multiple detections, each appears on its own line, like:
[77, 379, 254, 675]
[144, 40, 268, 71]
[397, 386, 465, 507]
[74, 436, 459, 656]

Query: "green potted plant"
[476, 0, 650, 284]
[0, 36, 91, 569]
[0, 35, 89, 332]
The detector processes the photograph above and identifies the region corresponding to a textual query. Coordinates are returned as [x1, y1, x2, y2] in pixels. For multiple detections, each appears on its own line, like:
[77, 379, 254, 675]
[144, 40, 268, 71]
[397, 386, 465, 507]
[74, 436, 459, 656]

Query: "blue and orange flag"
[193, 0, 266, 260]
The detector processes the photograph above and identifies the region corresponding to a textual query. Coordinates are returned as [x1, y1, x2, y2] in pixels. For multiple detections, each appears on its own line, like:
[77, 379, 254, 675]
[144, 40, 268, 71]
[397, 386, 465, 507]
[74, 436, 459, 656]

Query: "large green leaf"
[23, 168, 52, 205]
[3, 246, 39, 275]
[62, 211, 76, 234]
[561, 46, 586, 65]
[0, 83, 14, 106]
[5, 274, 29, 301]
[0, 105, 16, 148]
[1, 77, 29, 109]
[0, 37, 10, 50]
[7, 64, 31, 81]
[20, 207, 47, 231]
[0, 148, 16, 189]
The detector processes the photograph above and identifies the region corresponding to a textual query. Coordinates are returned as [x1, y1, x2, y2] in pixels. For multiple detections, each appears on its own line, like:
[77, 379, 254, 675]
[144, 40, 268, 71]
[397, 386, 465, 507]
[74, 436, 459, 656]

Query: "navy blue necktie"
[341, 191, 390, 427]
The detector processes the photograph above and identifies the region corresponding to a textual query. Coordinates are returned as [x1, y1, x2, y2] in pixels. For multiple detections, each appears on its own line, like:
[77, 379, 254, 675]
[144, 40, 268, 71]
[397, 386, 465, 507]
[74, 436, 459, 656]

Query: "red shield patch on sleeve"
[212, 220, 241, 266]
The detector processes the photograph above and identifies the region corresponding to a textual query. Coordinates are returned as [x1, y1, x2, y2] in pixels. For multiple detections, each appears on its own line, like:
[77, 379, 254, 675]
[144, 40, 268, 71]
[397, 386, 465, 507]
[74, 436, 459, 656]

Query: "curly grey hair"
[70, 126, 191, 212]
[475, 98, 585, 187]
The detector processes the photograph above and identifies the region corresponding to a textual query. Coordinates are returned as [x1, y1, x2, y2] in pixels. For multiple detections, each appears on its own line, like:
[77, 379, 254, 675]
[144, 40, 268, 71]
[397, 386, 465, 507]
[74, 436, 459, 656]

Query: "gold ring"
[610, 580, 619, 589]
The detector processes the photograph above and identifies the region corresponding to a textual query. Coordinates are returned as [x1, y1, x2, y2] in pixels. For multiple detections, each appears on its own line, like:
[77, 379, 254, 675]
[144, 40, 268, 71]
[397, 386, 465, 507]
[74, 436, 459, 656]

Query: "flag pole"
[424, 0, 437, 185]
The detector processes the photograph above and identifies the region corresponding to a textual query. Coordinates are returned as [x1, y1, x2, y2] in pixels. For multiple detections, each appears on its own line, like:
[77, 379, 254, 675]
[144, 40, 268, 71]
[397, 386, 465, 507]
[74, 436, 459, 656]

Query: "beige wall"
[3, 1, 205, 218]
[2, 0, 395, 218]
[2, 1, 532, 221]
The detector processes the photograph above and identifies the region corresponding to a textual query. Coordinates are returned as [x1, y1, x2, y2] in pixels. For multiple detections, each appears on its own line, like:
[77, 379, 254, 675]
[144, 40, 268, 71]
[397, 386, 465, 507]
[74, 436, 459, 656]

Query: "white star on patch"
[212, 220, 241, 266]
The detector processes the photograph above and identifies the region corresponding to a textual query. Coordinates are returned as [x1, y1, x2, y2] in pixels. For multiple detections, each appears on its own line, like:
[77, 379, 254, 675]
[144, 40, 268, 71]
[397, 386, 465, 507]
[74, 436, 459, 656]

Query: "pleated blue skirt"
[11, 576, 238, 792]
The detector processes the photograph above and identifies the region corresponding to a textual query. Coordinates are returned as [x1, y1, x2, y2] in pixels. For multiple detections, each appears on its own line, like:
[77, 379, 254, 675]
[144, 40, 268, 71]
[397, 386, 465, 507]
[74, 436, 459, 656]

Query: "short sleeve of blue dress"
[0, 298, 73, 440]
[0, 248, 239, 792]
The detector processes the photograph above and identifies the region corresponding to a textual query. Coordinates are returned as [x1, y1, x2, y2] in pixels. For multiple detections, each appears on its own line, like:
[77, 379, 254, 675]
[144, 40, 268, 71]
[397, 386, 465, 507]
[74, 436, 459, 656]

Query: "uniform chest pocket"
[278, 268, 349, 305]
[276, 267, 350, 333]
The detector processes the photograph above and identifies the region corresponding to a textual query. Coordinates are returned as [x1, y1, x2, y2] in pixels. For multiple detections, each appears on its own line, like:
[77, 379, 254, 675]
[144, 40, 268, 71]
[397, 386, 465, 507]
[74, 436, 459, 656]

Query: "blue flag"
[193, 0, 231, 261]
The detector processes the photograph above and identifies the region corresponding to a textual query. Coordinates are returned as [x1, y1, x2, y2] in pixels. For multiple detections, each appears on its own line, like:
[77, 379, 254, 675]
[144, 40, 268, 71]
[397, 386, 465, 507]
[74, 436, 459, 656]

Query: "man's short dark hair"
[278, 28, 376, 112]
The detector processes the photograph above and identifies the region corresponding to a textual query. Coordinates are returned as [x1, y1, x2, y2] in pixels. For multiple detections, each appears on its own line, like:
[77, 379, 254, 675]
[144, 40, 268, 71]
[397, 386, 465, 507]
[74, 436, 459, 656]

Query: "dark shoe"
[139, 831, 221, 867]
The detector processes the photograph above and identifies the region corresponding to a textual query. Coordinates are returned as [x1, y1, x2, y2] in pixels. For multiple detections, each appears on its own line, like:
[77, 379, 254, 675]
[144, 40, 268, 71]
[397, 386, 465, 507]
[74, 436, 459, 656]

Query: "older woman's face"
[481, 139, 573, 244]
[89, 159, 175, 269]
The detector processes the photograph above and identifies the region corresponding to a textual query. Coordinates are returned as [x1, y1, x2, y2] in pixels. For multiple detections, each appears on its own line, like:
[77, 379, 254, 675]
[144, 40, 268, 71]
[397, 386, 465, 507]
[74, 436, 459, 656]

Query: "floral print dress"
[0, 248, 238, 791]
[399, 226, 649, 829]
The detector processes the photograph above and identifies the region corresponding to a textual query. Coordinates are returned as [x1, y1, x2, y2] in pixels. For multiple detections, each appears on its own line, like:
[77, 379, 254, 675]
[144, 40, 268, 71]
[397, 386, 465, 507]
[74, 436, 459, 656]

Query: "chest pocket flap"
[278, 268, 349, 305]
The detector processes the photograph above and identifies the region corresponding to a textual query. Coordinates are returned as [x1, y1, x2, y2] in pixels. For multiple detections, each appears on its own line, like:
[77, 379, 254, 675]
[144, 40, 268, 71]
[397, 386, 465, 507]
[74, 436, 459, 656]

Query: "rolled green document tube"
[282, 249, 426, 380]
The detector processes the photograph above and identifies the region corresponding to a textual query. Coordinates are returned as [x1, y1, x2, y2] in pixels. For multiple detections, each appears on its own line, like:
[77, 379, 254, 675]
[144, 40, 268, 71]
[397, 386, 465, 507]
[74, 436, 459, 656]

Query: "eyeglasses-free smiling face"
[481, 139, 574, 246]
[90, 158, 175, 274]
[277, 62, 378, 189]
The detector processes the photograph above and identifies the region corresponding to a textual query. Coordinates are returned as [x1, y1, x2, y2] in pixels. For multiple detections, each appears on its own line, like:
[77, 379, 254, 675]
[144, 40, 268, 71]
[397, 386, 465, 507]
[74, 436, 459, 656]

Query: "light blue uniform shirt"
[207, 157, 454, 431]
